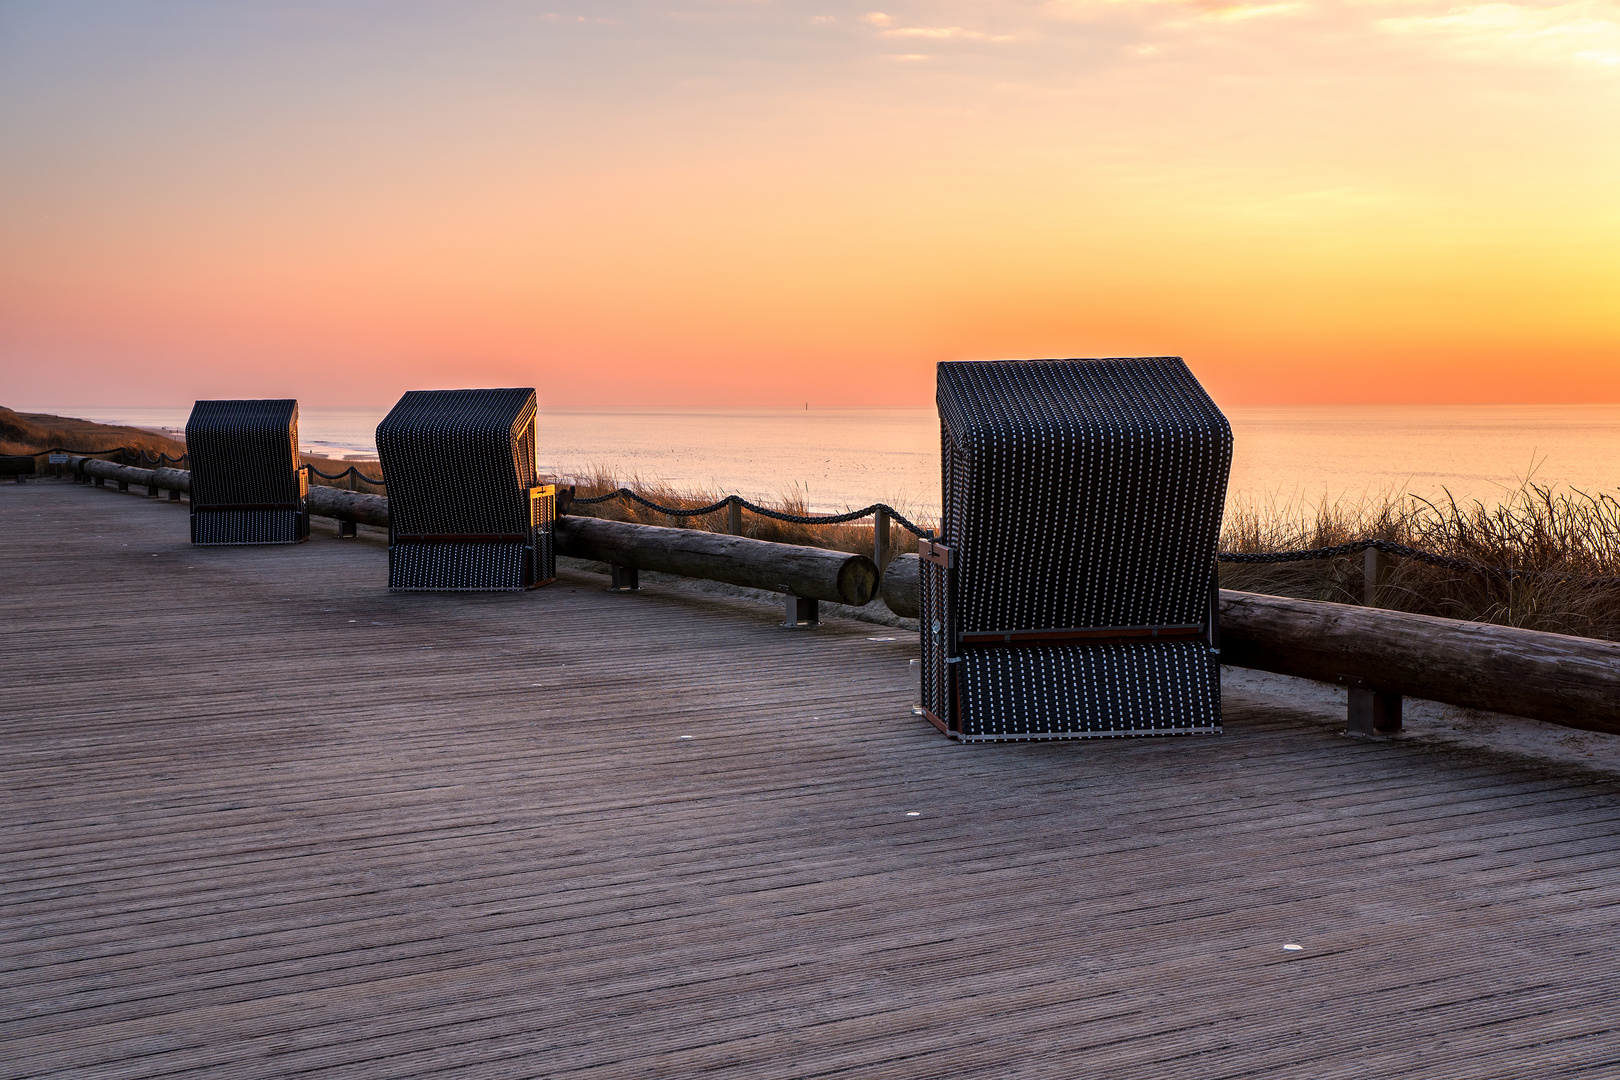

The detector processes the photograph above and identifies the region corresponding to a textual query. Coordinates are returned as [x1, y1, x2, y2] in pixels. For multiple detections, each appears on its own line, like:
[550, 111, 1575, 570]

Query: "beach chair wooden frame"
[185, 399, 309, 545]
[376, 388, 555, 591]
[920, 358, 1232, 740]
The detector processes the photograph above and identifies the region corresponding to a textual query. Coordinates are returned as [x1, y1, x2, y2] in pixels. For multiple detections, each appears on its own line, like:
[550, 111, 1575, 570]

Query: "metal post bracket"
[781, 589, 818, 628]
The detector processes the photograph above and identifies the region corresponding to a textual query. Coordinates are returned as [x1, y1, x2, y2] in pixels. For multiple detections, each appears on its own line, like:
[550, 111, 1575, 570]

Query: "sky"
[2, 0, 1617, 408]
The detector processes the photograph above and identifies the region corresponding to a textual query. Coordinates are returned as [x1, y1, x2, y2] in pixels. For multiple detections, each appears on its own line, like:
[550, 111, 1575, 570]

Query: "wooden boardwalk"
[4, 480, 1620, 1079]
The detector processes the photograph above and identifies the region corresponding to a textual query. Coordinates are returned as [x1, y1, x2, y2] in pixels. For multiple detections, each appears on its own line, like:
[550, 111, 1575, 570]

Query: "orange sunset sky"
[2, 1, 1617, 407]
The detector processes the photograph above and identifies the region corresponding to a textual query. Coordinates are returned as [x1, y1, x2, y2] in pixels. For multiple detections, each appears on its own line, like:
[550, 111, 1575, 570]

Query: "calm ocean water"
[30, 403, 1620, 516]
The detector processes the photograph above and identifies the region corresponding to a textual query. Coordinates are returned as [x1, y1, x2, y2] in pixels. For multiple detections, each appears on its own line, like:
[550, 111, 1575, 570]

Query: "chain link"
[29, 446, 385, 484]
[25, 446, 186, 464]
[30, 445, 137, 456]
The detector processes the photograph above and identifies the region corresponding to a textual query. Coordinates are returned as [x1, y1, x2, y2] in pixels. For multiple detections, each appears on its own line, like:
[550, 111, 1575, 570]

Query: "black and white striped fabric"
[376, 388, 554, 591]
[184, 399, 308, 545]
[923, 358, 1232, 740]
[388, 542, 530, 592]
[955, 643, 1221, 739]
[191, 509, 307, 546]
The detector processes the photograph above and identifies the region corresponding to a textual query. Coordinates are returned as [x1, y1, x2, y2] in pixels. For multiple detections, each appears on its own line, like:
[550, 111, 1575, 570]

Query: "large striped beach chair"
[919, 358, 1233, 740]
[376, 388, 555, 591]
[185, 399, 309, 545]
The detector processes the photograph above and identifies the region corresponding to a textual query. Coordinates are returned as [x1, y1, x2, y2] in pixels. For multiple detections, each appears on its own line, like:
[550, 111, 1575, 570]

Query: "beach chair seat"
[376, 388, 555, 591]
[185, 399, 309, 545]
[920, 357, 1232, 740]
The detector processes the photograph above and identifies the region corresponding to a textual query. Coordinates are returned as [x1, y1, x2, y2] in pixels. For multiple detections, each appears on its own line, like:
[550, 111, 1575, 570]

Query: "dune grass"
[0, 407, 187, 460]
[1219, 481, 1620, 641]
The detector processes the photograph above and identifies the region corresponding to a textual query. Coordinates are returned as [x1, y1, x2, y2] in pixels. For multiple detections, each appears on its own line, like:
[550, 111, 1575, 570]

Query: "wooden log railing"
[57, 456, 1620, 734]
[554, 516, 880, 610]
[1218, 590, 1620, 735]
[63, 455, 394, 527]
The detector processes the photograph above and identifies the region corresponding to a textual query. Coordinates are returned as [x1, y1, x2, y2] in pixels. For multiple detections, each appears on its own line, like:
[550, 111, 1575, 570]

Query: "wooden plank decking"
[4, 480, 1620, 1079]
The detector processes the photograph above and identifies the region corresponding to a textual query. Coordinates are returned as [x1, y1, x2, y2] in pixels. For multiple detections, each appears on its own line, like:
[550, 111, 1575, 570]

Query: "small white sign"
[47, 453, 68, 464]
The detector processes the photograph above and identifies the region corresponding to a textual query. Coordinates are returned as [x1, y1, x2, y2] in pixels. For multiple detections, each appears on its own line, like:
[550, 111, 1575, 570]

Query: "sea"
[25, 403, 1620, 518]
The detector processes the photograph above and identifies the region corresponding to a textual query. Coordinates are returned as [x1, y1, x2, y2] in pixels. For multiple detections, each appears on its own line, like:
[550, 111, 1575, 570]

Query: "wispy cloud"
[863, 10, 1014, 41]
[1377, 1, 1620, 66]
[1205, 3, 1303, 21]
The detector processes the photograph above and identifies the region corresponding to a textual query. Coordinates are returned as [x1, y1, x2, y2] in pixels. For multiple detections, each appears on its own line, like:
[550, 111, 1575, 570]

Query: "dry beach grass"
[1219, 481, 1620, 641]
[0, 406, 187, 460]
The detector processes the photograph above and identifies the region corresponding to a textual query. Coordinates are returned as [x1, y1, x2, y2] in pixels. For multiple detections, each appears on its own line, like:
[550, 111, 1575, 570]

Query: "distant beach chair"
[376, 388, 555, 591]
[185, 399, 309, 545]
[919, 358, 1233, 740]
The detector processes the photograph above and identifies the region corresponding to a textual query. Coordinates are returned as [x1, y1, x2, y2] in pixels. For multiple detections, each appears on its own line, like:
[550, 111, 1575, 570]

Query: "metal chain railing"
[26, 446, 187, 465]
[24, 446, 188, 464]
[24, 445, 383, 485]
[307, 464, 386, 485]
[1218, 538, 1481, 571]
[570, 488, 933, 538]
[1217, 536, 1620, 584]
[135, 450, 189, 466]
[30, 445, 135, 456]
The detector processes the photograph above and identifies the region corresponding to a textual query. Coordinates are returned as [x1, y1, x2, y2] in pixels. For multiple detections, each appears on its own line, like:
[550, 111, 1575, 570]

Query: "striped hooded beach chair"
[919, 358, 1233, 740]
[185, 399, 309, 545]
[376, 388, 555, 591]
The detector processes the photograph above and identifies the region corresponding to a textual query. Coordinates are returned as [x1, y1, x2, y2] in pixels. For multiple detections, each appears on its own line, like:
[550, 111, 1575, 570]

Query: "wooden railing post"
[727, 496, 743, 536]
[1364, 546, 1386, 607]
[337, 468, 360, 536]
[873, 507, 892, 573]
[1347, 546, 1402, 735]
